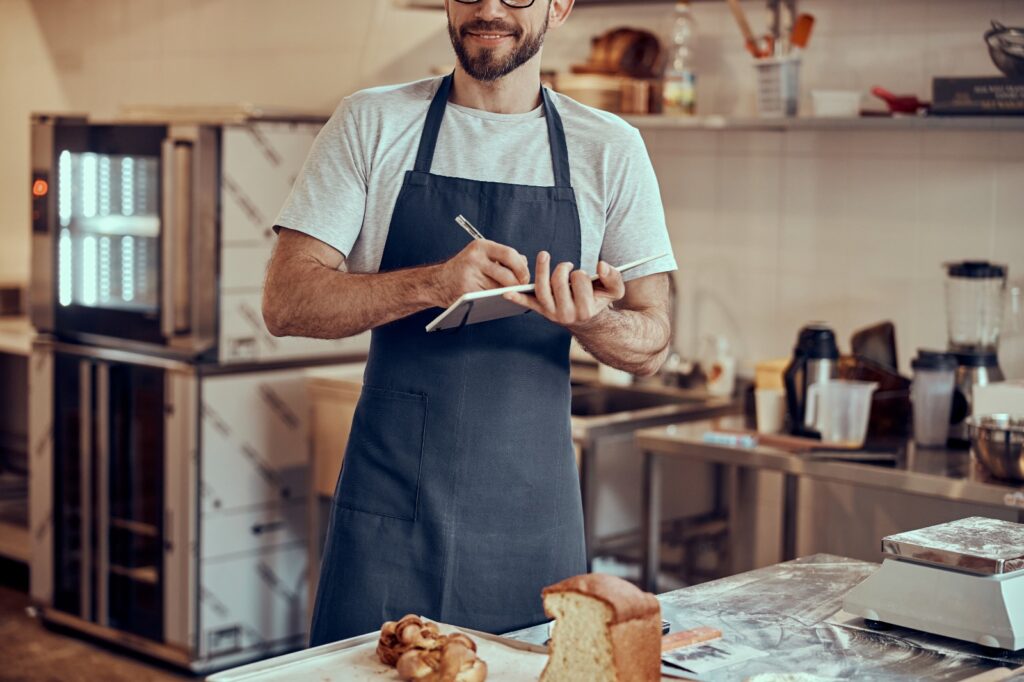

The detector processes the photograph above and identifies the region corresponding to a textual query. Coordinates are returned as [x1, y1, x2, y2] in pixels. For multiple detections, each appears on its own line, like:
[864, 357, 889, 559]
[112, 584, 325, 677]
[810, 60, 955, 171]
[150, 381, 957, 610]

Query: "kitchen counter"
[212, 554, 1019, 680]
[506, 554, 1021, 680]
[636, 416, 1024, 593]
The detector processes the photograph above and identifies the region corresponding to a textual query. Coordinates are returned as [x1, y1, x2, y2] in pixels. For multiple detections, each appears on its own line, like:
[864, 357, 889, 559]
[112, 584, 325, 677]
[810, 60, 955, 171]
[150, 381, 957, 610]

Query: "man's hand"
[431, 240, 531, 308]
[502, 251, 626, 329]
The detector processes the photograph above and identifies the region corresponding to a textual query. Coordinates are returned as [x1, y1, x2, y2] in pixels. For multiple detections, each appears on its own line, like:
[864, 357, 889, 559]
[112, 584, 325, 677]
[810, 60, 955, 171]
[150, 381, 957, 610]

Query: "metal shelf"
[396, 0, 723, 7]
[109, 564, 159, 584]
[110, 517, 159, 537]
[623, 114, 1024, 131]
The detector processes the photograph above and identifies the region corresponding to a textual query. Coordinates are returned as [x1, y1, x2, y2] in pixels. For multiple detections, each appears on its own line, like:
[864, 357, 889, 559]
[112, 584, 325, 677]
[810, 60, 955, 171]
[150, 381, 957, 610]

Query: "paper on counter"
[663, 640, 769, 675]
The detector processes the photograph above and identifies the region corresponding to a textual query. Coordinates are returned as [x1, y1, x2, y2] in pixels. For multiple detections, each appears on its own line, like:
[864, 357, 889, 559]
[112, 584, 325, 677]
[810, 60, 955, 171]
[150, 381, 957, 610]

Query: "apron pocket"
[335, 386, 427, 521]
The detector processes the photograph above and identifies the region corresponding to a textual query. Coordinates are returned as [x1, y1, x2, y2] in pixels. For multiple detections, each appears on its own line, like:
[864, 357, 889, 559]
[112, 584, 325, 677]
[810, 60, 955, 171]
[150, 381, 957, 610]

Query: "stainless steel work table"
[636, 416, 1024, 594]
[504, 554, 1020, 680]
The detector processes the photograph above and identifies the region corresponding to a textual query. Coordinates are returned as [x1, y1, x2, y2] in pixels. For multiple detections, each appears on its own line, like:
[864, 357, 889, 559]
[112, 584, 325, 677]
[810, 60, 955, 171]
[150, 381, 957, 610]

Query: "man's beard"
[448, 15, 548, 82]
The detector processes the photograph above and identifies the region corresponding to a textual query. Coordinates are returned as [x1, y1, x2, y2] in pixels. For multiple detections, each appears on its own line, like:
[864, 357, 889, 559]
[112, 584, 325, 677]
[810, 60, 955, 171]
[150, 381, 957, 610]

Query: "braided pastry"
[395, 636, 488, 682]
[377, 614, 444, 666]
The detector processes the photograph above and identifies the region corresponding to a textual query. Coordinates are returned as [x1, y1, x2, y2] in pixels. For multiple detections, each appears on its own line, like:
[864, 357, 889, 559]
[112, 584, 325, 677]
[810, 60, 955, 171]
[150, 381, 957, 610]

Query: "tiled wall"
[647, 126, 1024, 377]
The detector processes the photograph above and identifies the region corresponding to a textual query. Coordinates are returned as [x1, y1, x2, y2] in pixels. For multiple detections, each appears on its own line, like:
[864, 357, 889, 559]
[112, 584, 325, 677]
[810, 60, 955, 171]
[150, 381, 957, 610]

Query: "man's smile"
[466, 32, 514, 44]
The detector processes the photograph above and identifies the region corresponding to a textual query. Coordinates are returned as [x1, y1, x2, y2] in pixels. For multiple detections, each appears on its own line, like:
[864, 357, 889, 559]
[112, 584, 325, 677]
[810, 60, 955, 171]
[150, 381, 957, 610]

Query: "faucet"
[653, 272, 702, 388]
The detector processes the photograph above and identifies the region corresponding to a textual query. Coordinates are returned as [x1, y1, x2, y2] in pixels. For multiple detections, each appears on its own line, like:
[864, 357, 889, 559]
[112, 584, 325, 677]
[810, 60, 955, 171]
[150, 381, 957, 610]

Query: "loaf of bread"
[540, 574, 661, 682]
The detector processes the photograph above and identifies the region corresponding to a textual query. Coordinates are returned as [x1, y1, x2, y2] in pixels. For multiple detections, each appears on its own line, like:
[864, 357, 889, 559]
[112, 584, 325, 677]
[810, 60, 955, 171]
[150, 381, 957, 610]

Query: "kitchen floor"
[0, 561, 195, 682]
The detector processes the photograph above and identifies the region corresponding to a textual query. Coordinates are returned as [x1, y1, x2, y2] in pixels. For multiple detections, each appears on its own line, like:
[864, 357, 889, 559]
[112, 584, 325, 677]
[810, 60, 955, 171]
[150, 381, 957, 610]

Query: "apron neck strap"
[413, 72, 572, 188]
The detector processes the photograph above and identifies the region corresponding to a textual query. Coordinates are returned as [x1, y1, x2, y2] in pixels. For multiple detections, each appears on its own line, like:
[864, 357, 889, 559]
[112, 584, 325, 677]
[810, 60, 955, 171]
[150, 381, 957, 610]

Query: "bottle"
[702, 335, 736, 398]
[662, 0, 697, 116]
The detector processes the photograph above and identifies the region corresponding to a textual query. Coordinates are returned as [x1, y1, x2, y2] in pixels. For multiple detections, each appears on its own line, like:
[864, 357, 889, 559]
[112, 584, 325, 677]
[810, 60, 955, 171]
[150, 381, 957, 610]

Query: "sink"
[571, 384, 701, 417]
[568, 380, 743, 570]
[568, 380, 740, 436]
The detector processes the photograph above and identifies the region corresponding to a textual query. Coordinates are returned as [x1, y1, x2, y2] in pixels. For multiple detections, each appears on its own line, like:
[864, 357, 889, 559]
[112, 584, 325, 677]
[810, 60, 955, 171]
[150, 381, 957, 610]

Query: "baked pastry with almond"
[540, 573, 661, 682]
[377, 616, 488, 681]
[377, 614, 444, 666]
[396, 633, 488, 682]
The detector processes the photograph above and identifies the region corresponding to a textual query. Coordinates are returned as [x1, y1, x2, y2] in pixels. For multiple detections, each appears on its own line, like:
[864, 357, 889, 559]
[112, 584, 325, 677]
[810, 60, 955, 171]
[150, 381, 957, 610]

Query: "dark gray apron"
[309, 74, 586, 645]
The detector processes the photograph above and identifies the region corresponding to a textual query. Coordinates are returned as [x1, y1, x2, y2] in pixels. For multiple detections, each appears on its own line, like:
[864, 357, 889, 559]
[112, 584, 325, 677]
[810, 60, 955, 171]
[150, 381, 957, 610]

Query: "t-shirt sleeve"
[273, 97, 367, 257]
[599, 127, 677, 282]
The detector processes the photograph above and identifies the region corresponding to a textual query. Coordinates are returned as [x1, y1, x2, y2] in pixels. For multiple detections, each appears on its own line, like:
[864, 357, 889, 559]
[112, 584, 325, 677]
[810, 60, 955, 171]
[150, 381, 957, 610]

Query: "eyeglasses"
[453, 0, 538, 8]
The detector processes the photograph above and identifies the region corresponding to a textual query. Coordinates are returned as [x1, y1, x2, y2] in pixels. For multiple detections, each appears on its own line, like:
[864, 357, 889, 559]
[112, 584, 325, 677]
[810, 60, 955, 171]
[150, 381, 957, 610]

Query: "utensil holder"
[755, 57, 801, 117]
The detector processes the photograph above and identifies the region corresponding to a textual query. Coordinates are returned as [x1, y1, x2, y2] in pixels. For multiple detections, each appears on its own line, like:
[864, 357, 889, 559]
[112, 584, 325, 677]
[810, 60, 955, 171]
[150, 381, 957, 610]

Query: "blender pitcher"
[945, 260, 1006, 354]
[944, 261, 1007, 444]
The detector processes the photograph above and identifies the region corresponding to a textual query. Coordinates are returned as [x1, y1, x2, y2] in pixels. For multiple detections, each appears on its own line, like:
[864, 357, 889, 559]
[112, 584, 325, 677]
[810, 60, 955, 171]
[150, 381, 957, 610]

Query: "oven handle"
[160, 138, 193, 339]
[96, 362, 110, 627]
[79, 360, 93, 621]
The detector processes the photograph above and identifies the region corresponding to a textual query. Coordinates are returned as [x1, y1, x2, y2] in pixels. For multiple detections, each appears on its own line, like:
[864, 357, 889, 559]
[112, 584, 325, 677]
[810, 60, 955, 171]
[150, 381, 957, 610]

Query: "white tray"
[206, 623, 549, 682]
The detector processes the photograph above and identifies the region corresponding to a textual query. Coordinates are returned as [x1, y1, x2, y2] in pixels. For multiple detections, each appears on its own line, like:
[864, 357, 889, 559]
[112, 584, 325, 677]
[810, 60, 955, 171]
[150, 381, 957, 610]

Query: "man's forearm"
[571, 306, 671, 376]
[263, 257, 442, 339]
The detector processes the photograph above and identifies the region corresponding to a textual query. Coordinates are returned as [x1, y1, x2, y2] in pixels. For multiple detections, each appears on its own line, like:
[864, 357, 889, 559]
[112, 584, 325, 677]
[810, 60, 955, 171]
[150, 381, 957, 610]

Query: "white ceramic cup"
[755, 388, 786, 434]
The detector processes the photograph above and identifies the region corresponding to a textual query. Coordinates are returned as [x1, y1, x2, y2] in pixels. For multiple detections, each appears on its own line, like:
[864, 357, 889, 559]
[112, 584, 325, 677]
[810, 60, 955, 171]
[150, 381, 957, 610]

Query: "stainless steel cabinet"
[30, 338, 323, 672]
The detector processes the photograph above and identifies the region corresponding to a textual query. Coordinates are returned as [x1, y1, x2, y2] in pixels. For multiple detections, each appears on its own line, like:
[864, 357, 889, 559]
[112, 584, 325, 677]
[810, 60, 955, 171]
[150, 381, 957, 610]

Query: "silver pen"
[455, 214, 485, 241]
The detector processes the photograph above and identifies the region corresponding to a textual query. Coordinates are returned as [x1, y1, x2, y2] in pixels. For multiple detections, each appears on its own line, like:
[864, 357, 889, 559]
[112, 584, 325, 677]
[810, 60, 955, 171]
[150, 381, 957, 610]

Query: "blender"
[944, 260, 1007, 445]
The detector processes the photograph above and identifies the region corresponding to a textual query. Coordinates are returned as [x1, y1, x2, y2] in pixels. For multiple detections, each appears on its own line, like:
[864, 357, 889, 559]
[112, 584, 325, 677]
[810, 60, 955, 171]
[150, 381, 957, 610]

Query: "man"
[262, 0, 677, 645]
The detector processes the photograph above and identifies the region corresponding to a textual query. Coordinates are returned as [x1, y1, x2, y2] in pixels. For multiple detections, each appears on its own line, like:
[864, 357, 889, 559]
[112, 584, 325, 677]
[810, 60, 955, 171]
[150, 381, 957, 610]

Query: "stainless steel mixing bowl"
[968, 414, 1024, 482]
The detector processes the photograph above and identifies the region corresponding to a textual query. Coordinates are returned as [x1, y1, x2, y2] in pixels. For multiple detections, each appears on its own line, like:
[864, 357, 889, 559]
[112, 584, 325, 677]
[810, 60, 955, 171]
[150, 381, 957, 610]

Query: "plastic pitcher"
[911, 350, 957, 447]
[806, 380, 879, 447]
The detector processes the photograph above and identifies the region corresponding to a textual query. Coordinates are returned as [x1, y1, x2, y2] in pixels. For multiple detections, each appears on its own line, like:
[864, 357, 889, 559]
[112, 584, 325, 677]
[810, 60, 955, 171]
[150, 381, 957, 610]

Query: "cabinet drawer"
[198, 542, 308, 662]
[201, 502, 305, 560]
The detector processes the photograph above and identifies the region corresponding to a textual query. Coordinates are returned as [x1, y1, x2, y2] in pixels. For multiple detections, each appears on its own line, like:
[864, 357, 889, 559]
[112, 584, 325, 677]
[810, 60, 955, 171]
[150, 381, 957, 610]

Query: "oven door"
[37, 340, 198, 656]
[31, 117, 218, 356]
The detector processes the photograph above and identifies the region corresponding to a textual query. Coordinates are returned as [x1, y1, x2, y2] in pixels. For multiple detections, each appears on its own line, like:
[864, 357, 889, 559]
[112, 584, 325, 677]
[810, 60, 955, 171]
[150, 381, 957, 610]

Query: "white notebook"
[425, 253, 669, 333]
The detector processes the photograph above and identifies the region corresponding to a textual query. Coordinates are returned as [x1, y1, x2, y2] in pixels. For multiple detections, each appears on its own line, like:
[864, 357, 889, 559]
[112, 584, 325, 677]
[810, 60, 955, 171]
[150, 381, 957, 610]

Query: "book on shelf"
[932, 76, 1024, 115]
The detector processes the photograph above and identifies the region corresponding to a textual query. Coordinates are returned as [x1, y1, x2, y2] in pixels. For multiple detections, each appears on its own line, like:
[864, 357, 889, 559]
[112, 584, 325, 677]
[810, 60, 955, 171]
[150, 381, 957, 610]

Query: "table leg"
[725, 464, 739, 576]
[580, 444, 596, 571]
[712, 463, 725, 517]
[642, 450, 662, 593]
[782, 473, 799, 561]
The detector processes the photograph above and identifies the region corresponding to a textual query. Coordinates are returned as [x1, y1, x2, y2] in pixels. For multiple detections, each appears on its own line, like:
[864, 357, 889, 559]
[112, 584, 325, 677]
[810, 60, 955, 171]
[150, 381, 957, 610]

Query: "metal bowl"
[985, 21, 1024, 78]
[968, 414, 1024, 482]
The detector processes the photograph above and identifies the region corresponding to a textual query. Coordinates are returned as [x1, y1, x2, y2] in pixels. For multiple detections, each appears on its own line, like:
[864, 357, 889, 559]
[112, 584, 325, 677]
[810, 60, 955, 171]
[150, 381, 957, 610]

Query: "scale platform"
[844, 517, 1024, 650]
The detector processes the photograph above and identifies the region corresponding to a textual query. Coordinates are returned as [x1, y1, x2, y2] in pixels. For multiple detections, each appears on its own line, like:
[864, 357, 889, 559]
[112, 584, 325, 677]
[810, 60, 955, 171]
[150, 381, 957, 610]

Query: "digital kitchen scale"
[844, 517, 1024, 650]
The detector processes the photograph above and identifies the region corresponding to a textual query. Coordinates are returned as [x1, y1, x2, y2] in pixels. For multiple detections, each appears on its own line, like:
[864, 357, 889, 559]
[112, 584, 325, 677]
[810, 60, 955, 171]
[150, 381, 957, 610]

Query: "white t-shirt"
[274, 76, 677, 282]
